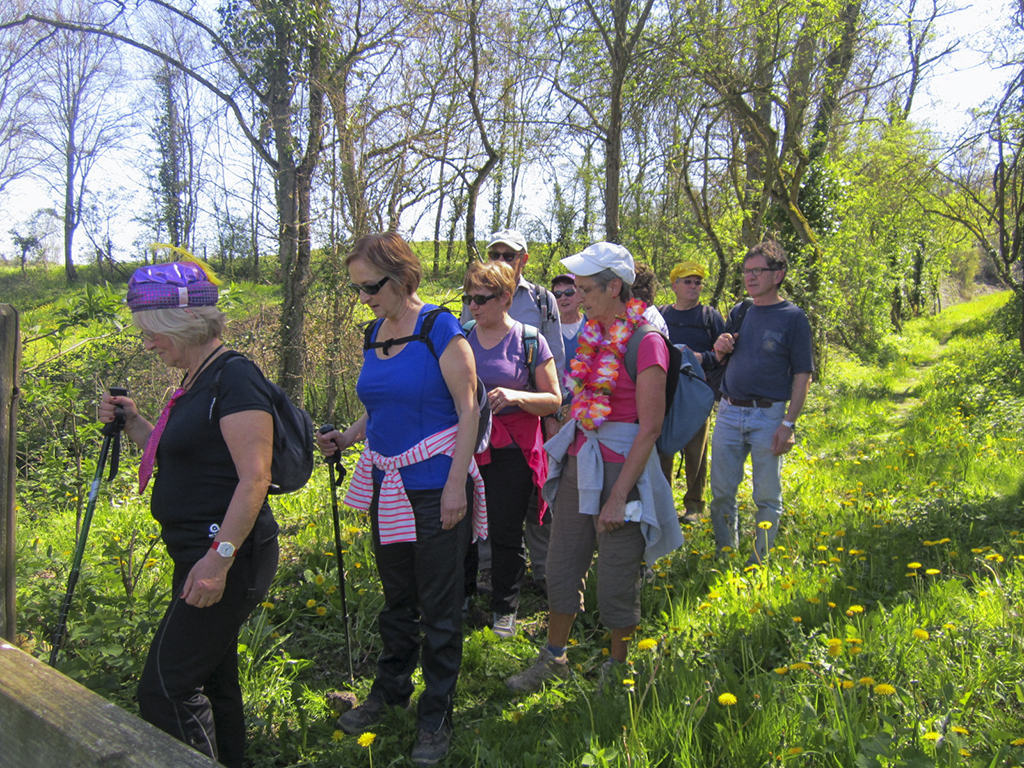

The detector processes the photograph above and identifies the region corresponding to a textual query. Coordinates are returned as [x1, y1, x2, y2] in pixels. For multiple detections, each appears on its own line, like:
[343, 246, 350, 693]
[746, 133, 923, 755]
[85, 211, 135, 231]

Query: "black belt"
[725, 397, 778, 408]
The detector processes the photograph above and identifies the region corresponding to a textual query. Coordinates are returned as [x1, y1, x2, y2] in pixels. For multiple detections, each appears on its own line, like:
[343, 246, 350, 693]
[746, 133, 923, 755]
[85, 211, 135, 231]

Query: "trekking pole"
[320, 424, 354, 681]
[50, 387, 128, 667]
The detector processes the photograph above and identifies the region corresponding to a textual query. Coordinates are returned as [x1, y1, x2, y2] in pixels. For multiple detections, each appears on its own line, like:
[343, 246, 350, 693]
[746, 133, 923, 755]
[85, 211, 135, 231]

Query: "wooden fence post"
[0, 304, 19, 643]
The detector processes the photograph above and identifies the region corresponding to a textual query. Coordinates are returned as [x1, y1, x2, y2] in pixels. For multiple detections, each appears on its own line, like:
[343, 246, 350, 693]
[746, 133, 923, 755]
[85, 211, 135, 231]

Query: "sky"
[0, 0, 1014, 265]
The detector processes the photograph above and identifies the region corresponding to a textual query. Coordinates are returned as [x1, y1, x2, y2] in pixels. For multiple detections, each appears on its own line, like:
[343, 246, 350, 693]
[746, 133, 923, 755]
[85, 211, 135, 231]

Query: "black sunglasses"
[462, 293, 498, 306]
[347, 275, 390, 295]
[552, 288, 576, 298]
[488, 250, 520, 264]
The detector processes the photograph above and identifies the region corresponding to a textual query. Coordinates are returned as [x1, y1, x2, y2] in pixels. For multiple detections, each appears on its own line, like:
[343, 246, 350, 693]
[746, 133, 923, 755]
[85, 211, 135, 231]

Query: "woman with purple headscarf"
[98, 258, 279, 768]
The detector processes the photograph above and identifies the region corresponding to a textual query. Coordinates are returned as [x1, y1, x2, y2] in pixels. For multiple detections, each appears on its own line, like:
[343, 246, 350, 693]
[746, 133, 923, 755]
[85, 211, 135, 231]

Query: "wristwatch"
[782, 420, 796, 430]
[211, 540, 237, 558]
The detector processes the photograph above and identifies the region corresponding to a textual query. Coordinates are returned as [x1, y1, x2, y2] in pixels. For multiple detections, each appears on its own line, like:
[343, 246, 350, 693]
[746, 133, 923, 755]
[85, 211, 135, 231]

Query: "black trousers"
[137, 538, 279, 768]
[369, 481, 471, 732]
[479, 447, 534, 615]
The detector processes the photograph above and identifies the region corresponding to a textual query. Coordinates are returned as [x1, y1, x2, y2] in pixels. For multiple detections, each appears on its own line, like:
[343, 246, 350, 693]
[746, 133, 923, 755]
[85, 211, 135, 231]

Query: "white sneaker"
[492, 612, 516, 638]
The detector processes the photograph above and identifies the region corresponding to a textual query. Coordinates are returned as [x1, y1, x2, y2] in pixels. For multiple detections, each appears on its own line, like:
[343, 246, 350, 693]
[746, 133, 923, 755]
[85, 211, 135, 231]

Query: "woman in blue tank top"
[317, 233, 481, 767]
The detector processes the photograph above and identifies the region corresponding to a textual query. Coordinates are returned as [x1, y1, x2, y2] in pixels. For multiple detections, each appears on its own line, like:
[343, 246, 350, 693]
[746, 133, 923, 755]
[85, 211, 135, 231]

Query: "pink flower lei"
[568, 298, 647, 430]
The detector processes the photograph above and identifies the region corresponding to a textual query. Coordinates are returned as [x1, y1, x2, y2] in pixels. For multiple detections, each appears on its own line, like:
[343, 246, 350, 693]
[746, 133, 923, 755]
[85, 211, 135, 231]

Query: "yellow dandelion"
[951, 726, 969, 735]
[636, 638, 657, 651]
[925, 568, 940, 575]
[317, 606, 327, 616]
[848, 605, 864, 614]
[808, 597, 820, 604]
[601, 648, 610, 656]
[357, 732, 376, 748]
[828, 644, 842, 657]
[332, 730, 344, 742]
[986, 553, 1005, 563]
[718, 692, 737, 706]
[923, 732, 940, 741]
[774, 666, 789, 675]
[874, 683, 896, 695]
[841, 680, 854, 689]
[792, 616, 802, 623]
[260, 601, 275, 609]
[790, 662, 811, 671]
[959, 749, 971, 757]
[858, 676, 875, 686]
[758, 521, 773, 530]
[306, 599, 317, 608]
[1011, 738, 1024, 746]
[828, 602, 836, 608]
[907, 562, 922, 569]
[786, 747, 804, 755]
[315, 574, 325, 585]
[912, 628, 929, 641]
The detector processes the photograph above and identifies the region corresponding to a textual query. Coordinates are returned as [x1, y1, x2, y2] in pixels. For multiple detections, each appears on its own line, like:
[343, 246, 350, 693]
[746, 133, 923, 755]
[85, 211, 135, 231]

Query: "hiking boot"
[506, 647, 569, 693]
[335, 695, 403, 735]
[492, 612, 516, 639]
[411, 723, 452, 767]
[477, 568, 493, 594]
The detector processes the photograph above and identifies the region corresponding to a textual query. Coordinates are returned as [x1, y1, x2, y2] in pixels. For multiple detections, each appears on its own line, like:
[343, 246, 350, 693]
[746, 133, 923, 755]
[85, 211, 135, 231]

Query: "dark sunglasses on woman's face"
[552, 288, 576, 298]
[347, 275, 390, 295]
[462, 293, 497, 306]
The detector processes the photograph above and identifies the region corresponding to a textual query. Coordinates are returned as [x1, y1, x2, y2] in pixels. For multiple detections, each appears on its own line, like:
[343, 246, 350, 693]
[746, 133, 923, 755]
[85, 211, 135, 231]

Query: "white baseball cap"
[488, 229, 528, 253]
[560, 242, 635, 285]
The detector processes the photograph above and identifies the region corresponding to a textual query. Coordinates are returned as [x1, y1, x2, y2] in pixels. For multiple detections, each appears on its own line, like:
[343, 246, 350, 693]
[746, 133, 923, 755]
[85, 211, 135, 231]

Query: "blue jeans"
[709, 399, 787, 563]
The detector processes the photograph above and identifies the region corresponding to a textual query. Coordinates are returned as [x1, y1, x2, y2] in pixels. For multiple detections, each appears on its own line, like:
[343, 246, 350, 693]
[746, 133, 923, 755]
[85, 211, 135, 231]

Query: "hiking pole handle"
[319, 423, 343, 466]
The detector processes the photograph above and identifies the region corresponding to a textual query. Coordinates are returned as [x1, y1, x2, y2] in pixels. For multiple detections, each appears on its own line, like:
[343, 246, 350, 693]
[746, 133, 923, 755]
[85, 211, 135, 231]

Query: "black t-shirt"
[660, 304, 725, 353]
[150, 351, 279, 562]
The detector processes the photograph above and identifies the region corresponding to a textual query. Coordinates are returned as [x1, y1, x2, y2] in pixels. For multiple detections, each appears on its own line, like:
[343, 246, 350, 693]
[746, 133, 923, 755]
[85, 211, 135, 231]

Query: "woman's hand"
[440, 477, 468, 530]
[597, 494, 627, 534]
[99, 392, 140, 425]
[180, 551, 232, 608]
[487, 386, 518, 413]
[316, 415, 367, 457]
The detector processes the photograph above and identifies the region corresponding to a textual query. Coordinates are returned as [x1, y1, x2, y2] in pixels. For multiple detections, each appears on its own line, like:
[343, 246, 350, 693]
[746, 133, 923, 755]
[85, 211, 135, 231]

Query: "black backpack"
[210, 352, 316, 495]
[703, 299, 754, 400]
[362, 307, 493, 453]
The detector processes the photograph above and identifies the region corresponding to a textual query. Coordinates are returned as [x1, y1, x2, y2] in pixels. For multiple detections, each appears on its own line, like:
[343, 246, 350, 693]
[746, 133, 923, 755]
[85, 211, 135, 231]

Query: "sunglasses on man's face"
[462, 293, 498, 306]
[552, 288, 576, 298]
[488, 250, 520, 264]
[347, 275, 390, 296]
[679, 278, 703, 287]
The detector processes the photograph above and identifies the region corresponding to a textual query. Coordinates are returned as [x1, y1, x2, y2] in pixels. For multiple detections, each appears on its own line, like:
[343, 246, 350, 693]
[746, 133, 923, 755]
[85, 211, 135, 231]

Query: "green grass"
[12, 290, 1024, 767]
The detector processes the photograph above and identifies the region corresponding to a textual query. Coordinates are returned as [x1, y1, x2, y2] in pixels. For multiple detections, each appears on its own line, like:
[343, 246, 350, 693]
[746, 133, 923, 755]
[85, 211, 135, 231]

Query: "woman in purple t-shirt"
[463, 261, 561, 639]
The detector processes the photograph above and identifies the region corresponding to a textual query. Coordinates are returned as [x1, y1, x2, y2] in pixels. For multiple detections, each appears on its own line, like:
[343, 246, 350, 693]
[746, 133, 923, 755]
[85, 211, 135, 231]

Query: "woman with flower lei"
[506, 242, 685, 694]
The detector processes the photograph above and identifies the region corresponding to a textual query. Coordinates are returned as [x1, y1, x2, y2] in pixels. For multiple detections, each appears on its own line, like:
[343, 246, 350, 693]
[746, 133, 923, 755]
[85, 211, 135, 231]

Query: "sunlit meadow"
[13, 290, 1024, 767]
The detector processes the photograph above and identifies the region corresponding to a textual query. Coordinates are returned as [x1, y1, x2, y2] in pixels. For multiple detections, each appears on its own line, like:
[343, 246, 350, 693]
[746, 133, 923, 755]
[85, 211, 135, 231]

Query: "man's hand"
[770, 423, 795, 456]
[714, 332, 736, 361]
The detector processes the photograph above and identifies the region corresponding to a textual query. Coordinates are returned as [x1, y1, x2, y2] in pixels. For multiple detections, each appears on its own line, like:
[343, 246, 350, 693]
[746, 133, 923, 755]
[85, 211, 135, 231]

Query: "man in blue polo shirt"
[709, 242, 813, 566]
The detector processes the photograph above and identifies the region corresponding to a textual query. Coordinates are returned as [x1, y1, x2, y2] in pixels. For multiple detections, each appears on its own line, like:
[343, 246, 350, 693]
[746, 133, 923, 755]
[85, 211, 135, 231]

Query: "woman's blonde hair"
[464, 260, 515, 307]
[133, 306, 227, 350]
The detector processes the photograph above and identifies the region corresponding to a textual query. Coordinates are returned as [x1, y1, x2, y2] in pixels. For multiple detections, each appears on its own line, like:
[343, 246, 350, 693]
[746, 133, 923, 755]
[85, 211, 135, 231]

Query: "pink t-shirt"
[569, 331, 670, 462]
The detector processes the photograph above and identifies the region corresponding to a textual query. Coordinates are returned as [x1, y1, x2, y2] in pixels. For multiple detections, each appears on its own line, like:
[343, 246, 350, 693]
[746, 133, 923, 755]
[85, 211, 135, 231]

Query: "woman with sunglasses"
[317, 233, 484, 767]
[506, 243, 684, 694]
[462, 261, 561, 639]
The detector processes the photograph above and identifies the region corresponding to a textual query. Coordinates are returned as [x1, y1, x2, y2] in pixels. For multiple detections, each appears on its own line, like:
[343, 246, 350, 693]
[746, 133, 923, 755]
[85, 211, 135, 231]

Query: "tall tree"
[27, 1, 132, 282]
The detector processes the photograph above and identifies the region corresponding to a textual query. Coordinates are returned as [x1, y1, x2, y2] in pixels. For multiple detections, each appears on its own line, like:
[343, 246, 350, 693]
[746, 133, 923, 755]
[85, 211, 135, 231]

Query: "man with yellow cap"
[658, 261, 725, 524]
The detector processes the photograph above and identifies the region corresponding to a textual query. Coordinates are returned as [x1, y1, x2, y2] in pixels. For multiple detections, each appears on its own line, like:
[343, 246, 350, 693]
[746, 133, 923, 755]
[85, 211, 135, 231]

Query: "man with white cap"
[464, 229, 564, 594]
[658, 260, 726, 524]
[506, 242, 683, 693]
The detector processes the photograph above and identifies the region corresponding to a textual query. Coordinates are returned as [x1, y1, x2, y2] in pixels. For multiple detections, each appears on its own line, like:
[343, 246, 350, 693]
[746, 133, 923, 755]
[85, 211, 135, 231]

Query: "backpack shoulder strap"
[364, 306, 450, 359]
[209, 351, 259, 422]
[624, 324, 657, 382]
[522, 323, 539, 389]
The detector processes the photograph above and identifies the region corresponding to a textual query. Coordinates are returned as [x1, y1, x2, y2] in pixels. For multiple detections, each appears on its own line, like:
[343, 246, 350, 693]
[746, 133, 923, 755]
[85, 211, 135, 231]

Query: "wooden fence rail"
[1, 304, 18, 643]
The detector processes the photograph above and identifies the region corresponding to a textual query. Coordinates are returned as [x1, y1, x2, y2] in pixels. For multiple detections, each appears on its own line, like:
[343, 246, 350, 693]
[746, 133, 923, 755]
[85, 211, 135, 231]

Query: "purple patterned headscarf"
[126, 262, 219, 312]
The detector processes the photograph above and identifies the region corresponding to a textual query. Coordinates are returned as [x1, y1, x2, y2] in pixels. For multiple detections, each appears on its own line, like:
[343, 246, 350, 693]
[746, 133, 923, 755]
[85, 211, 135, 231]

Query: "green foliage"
[11, 272, 1024, 766]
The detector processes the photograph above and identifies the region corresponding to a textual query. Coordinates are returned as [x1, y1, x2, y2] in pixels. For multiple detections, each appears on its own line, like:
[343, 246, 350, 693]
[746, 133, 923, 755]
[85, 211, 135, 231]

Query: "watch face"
[215, 541, 235, 557]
